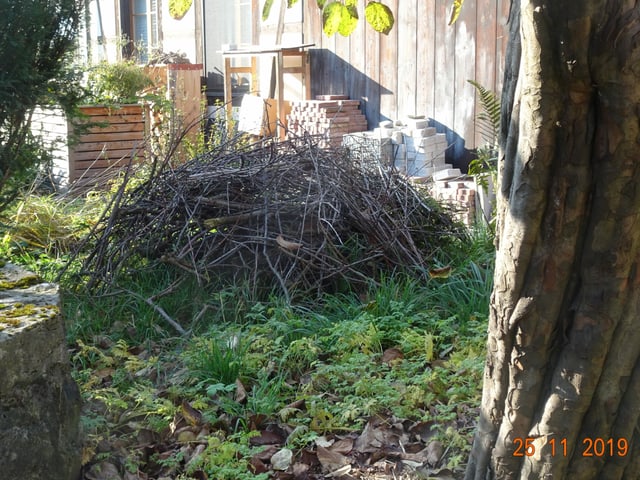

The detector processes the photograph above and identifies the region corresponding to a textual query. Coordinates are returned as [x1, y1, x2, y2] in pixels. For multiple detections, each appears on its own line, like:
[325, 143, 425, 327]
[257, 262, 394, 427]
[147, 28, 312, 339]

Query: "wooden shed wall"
[302, 0, 510, 163]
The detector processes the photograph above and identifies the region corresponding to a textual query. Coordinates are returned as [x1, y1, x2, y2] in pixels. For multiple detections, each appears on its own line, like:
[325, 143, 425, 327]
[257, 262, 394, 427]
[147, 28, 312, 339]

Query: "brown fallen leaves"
[83, 399, 461, 480]
[241, 413, 456, 479]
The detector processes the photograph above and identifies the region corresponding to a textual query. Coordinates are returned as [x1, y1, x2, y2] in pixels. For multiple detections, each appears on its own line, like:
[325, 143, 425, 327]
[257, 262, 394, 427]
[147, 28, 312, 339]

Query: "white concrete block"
[413, 127, 437, 138]
[433, 168, 462, 181]
[432, 155, 447, 166]
[391, 131, 404, 144]
[418, 137, 437, 148]
[406, 118, 428, 130]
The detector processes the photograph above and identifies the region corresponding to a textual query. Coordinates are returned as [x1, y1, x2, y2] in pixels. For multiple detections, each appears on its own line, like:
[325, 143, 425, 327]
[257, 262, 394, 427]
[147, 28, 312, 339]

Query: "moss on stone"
[0, 274, 42, 290]
[0, 303, 58, 325]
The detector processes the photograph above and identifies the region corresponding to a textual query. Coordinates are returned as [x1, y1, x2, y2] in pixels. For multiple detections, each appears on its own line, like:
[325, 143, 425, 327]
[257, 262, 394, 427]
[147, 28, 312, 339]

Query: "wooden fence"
[302, 0, 510, 163]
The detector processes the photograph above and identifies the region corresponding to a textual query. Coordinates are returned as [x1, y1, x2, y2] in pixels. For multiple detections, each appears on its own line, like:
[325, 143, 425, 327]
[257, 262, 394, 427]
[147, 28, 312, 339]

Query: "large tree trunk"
[465, 1, 640, 478]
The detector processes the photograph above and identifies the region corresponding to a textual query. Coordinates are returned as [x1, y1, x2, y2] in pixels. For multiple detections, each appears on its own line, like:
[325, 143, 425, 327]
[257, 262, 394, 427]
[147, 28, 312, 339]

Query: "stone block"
[0, 263, 81, 480]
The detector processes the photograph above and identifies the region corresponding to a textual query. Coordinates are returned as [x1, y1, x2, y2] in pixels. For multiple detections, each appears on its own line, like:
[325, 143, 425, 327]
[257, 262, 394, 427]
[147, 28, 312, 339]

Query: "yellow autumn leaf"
[323, 2, 345, 36]
[428, 265, 453, 278]
[365, 1, 394, 35]
[169, 0, 192, 20]
[262, 0, 274, 21]
[448, 0, 465, 25]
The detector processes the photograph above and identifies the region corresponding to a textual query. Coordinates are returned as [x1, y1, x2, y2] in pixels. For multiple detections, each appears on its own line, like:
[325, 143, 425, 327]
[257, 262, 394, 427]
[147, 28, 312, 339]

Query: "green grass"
[2, 190, 495, 478]
[66, 256, 492, 474]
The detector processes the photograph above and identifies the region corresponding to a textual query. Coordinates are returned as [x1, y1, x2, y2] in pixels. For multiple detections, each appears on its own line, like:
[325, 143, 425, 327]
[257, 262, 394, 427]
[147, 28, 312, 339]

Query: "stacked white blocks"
[371, 117, 451, 178]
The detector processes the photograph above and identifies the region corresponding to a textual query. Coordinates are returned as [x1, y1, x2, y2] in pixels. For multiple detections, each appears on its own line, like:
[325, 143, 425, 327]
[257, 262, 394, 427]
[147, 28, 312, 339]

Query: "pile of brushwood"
[80, 135, 464, 299]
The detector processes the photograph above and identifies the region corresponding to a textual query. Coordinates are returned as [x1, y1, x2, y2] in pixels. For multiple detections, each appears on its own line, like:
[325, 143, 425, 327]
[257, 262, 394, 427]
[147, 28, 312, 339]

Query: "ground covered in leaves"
[66, 262, 491, 480]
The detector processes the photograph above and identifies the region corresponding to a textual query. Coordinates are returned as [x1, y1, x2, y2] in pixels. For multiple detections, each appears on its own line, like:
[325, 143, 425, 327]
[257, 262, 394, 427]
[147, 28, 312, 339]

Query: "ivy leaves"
[263, 0, 395, 37]
[263, 0, 300, 21]
[321, 1, 394, 36]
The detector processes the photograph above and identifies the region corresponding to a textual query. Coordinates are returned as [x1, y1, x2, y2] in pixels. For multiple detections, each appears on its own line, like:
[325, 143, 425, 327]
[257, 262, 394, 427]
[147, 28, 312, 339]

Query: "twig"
[122, 287, 187, 336]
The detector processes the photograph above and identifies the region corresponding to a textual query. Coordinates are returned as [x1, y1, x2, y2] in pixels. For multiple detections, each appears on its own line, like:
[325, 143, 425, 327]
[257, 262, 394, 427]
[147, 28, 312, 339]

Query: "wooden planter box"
[68, 104, 148, 184]
[32, 104, 149, 188]
[31, 64, 202, 187]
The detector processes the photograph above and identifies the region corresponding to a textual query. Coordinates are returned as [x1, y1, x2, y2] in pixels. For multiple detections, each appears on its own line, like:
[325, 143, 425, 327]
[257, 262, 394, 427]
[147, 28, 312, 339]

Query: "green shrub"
[0, 0, 83, 209]
[86, 61, 154, 105]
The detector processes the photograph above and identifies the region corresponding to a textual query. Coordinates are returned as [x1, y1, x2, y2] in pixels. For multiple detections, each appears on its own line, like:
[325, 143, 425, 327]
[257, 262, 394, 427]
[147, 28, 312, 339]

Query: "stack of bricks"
[431, 169, 477, 226]
[287, 95, 368, 147]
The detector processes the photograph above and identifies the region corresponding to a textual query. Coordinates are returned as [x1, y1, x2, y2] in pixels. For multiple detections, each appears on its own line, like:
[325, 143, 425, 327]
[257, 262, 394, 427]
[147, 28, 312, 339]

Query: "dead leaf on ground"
[424, 440, 445, 466]
[176, 429, 197, 443]
[314, 435, 333, 448]
[408, 420, 437, 443]
[250, 456, 269, 474]
[235, 378, 247, 403]
[252, 444, 280, 462]
[400, 440, 443, 467]
[325, 464, 352, 477]
[292, 462, 310, 477]
[329, 437, 354, 454]
[276, 234, 303, 251]
[185, 443, 207, 470]
[428, 265, 453, 278]
[249, 429, 286, 446]
[180, 400, 203, 426]
[93, 367, 115, 383]
[382, 347, 404, 365]
[248, 413, 269, 430]
[316, 445, 350, 472]
[354, 418, 403, 453]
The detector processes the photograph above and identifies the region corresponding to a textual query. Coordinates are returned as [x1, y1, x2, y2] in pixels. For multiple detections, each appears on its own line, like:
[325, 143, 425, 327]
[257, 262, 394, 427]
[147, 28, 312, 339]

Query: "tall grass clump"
[0, 190, 106, 280]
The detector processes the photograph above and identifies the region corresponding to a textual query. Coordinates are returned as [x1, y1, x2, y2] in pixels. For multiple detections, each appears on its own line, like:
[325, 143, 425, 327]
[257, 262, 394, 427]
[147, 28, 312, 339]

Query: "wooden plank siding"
[302, 0, 508, 165]
[68, 105, 148, 183]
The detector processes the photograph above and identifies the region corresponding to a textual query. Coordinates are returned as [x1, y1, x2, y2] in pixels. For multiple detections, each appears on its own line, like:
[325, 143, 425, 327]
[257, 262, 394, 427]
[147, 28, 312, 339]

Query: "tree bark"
[465, 1, 640, 479]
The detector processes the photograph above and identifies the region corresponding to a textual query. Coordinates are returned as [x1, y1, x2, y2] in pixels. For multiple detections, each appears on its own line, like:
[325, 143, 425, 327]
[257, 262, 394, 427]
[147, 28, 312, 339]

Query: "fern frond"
[468, 80, 500, 146]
